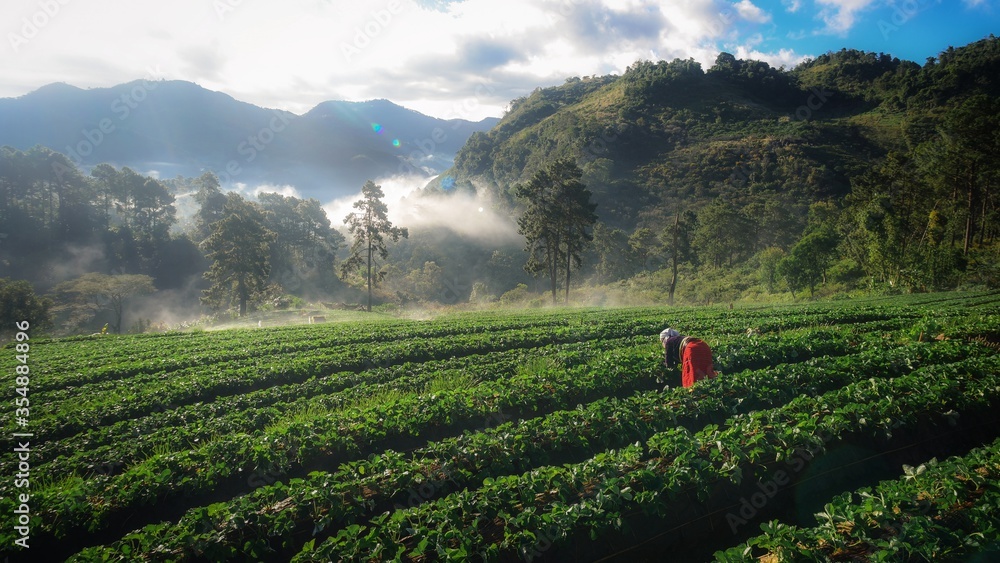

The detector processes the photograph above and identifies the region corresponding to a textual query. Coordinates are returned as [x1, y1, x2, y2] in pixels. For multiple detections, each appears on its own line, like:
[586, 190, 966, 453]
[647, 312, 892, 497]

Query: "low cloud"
[234, 183, 303, 200]
[732, 45, 810, 69]
[47, 244, 107, 285]
[325, 173, 520, 243]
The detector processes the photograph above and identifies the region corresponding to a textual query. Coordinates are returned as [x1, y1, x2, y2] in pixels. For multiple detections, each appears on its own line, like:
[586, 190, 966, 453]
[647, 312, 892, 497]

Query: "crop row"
[64, 338, 990, 562]
[9, 326, 860, 472]
[6, 299, 951, 396]
[7, 328, 863, 554]
[20, 314, 620, 391]
[11, 323, 658, 441]
[289, 354, 1000, 561]
[4, 344, 657, 549]
[715, 436, 1000, 561]
[33, 337, 639, 484]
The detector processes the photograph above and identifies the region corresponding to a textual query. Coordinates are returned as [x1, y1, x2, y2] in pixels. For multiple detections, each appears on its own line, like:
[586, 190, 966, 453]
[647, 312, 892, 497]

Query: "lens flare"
[371, 123, 382, 133]
[392, 139, 400, 147]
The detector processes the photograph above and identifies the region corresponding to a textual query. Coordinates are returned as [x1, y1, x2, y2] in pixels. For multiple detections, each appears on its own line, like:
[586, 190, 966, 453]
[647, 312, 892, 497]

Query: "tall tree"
[90, 165, 176, 240]
[516, 167, 560, 302]
[591, 223, 631, 283]
[627, 227, 659, 273]
[0, 147, 100, 280]
[516, 159, 597, 304]
[90, 164, 176, 275]
[191, 172, 227, 243]
[777, 228, 838, 298]
[0, 278, 53, 340]
[259, 192, 345, 294]
[843, 152, 930, 288]
[52, 272, 155, 333]
[341, 180, 408, 312]
[917, 95, 1000, 256]
[201, 193, 276, 317]
[554, 160, 599, 303]
[692, 199, 754, 268]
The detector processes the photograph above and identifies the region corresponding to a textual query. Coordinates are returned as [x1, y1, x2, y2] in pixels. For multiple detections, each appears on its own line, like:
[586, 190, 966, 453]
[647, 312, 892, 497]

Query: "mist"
[324, 173, 520, 243]
[235, 182, 303, 200]
[125, 273, 207, 331]
[46, 244, 108, 287]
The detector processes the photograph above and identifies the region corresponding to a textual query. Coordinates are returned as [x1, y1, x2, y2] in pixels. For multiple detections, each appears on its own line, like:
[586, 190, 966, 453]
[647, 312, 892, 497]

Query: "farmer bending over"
[660, 327, 716, 388]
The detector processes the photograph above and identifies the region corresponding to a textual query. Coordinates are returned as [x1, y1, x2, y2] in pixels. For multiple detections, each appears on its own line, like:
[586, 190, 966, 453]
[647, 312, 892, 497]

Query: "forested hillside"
[433, 36, 999, 300]
[1, 38, 998, 336]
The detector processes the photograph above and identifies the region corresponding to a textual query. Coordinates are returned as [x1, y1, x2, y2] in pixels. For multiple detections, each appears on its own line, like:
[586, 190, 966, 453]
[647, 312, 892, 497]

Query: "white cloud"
[325, 173, 519, 243]
[0, 0, 827, 120]
[231, 183, 302, 200]
[783, 0, 803, 12]
[732, 45, 810, 69]
[734, 0, 772, 23]
[0, 0, 780, 120]
[814, 0, 879, 35]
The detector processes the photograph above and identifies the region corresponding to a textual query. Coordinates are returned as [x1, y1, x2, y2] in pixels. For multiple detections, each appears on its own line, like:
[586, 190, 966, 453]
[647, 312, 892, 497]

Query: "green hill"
[430, 35, 1000, 238]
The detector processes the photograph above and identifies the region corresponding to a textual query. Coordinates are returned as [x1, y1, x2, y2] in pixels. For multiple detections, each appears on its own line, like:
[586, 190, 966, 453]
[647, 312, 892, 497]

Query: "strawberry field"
[2, 291, 1000, 562]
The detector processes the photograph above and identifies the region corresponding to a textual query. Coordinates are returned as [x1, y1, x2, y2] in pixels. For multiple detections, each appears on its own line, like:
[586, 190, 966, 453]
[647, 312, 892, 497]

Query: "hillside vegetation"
[428, 37, 999, 300]
[4, 292, 999, 561]
[2, 39, 999, 337]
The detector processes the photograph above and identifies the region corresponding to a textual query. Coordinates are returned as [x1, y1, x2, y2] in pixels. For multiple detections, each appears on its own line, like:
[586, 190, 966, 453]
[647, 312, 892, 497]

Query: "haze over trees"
[201, 193, 277, 317]
[341, 180, 408, 312]
[52, 272, 155, 333]
[515, 159, 597, 304]
[0, 37, 998, 334]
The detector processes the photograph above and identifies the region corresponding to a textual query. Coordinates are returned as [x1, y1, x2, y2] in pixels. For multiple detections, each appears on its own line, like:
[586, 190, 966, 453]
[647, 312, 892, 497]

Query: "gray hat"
[660, 328, 679, 342]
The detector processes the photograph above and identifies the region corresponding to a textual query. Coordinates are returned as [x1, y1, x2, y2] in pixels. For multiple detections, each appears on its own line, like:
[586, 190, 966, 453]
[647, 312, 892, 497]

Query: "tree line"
[0, 140, 602, 338]
[3, 39, 1000, 335]
[0, 147, 354, 335]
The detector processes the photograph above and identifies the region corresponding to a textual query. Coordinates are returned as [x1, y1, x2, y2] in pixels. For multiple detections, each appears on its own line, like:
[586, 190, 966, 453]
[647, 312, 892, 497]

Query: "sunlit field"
[3, 291, 999, 561]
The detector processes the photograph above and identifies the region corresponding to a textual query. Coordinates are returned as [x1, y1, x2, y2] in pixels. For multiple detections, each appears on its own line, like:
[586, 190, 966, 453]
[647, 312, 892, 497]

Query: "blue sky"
[763, 1, 998, 64]
[2, 0, 997, 120]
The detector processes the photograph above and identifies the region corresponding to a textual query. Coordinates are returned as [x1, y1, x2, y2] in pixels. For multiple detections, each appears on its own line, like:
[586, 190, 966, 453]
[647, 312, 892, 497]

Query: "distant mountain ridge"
[0, 80, 499, 198]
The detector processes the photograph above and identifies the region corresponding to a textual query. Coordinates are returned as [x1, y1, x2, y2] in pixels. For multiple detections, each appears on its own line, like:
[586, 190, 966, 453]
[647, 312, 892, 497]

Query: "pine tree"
[201, 193, 276, 317]
[341, 180, 408, 312]
[516, 159, 597, 304]
[192, 172, 227, 243]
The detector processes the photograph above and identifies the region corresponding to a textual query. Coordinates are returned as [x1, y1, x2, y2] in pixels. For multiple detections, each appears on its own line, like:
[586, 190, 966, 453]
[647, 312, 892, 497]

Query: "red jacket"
[664, 335, 716, 387]
[680, 337, 715, 388]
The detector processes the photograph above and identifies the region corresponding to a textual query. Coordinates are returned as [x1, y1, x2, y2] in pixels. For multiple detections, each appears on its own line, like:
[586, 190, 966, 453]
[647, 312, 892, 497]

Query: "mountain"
[0, 80, 499, 198]
[430, 36, 1000, 238]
